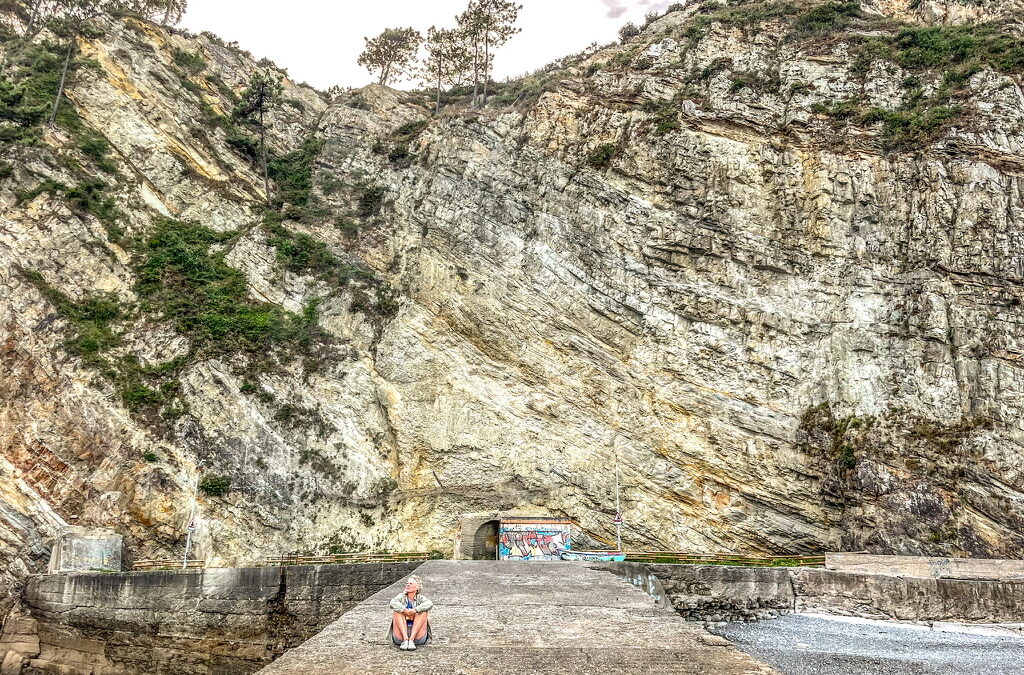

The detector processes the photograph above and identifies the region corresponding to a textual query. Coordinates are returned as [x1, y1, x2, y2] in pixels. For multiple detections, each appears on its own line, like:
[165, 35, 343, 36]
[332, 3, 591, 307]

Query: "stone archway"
[471, 520, 500, 560]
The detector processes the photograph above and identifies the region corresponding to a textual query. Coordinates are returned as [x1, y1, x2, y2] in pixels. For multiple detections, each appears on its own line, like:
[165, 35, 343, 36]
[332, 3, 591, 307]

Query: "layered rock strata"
[2, 0, 1023, 622]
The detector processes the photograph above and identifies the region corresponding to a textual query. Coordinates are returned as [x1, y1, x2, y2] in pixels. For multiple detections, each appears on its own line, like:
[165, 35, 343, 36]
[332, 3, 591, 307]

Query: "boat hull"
[557, 549, 626, 562]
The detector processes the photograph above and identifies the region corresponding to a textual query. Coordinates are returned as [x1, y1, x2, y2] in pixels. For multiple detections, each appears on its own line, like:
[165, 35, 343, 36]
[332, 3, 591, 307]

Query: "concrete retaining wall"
[0, 563, 420, 675]
[603, 563, 796, 623]
[603, 563, 1024, 626]
[824, 553, 1024, 580]
[794, 568, 1024, 622]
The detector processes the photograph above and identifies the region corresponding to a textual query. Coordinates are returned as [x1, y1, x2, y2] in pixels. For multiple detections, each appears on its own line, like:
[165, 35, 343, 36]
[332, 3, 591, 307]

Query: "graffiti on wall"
[498, 519, 571, 561]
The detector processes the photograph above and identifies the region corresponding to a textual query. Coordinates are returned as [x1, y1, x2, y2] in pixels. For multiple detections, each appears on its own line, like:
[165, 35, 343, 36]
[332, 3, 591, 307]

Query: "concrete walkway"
[259, 560, 777, 674]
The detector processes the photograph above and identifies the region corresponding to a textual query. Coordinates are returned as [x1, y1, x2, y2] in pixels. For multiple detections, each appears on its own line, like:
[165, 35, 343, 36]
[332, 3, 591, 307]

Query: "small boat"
[557, 548, 626, 562]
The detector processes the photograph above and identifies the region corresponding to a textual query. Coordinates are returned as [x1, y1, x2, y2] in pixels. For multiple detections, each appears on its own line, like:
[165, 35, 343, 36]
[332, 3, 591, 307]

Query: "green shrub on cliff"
[199, 475, 232, 496]
[790, 1, 862, 36]
[267, 138, 324, 208]
[357, 184, 387, 217]
[172, 48, 207, 75]
[19, 269, 122, 364]
[643, 98, 681, 135]
[136, 218, 314, 356]
[588, 143, 618, 170]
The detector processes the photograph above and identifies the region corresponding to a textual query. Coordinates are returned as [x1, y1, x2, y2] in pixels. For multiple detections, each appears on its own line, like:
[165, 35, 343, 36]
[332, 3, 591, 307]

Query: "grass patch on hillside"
[19, 269, 122, 365]
[889, 24, 1024, 72]
[136, 218, 326, 357]
[790, 1, 862, 36]
[488, 69, 566, 106]
[19, 214, 338, 423]
[0, 41, 120, 173]
[267, 137, 323, 209]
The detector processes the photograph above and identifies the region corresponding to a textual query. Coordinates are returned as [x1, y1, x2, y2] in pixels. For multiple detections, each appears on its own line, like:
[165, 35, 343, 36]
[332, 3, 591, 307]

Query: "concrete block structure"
[46, 526, 122, 573]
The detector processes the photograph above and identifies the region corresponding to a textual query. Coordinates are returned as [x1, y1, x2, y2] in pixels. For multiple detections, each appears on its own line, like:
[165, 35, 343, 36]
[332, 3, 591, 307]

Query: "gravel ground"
[711, 613, 1024, 675]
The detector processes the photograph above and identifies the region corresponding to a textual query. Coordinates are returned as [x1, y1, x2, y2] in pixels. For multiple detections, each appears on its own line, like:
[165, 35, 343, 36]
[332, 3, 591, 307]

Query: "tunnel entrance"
[472, 520, 500, 560]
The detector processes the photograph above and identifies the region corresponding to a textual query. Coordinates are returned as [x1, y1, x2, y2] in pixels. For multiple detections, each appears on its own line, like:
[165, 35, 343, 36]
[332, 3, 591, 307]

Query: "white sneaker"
[399, 639, 410, 650]
[407, 640, 417, 651]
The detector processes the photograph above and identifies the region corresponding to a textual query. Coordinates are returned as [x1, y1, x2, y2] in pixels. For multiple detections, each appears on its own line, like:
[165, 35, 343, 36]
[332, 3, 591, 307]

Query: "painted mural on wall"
[498, 517, 572, 561]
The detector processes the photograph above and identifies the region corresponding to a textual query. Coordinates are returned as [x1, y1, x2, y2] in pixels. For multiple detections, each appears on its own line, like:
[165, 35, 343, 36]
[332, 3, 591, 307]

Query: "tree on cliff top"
[457, 0, 521, 106]
[113, 0, 188, 25]
[357, 27, 423, 86]
[422, 25, 472, 112]
[232, 71, 283, 206]
[2, 0, 185, 37]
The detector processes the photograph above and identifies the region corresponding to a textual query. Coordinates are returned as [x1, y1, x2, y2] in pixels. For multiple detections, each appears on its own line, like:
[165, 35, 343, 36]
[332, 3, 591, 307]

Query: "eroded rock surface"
[2, 0, 1024, 620]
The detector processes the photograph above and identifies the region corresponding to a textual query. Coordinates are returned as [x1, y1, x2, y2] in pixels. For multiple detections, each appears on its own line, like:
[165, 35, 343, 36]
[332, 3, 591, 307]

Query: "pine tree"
[47, 0, 118, 126]
[422, 25, 472, 113]
[457, 0, 521, 106]
[3, 0, 61, 35]
[357, 27, 423, 87]
[159, 0, 185, 24]
[232, 71, 283, 206]
[111, 0, 186, 24]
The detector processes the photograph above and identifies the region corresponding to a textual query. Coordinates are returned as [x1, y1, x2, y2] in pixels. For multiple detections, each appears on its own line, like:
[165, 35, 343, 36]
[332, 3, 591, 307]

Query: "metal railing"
[133, 559, 205, 570]
[265, 551, 431, 566]
[623, 551, 826, 567]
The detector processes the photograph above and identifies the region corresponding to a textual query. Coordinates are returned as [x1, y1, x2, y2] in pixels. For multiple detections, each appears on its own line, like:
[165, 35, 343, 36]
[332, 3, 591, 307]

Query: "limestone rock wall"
[866, 0, 1024, 24]
[2, 0, 1024, 625]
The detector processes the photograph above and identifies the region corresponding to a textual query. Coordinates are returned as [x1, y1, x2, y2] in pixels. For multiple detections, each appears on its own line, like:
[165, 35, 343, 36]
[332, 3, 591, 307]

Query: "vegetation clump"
[798, 402, 871, 473]
[19, 269, 122, 365]
[357, 184, 387, 217]
[267, 137, 324, 210]
[64, 179, 124, 239]
[199, 475, 231, 496]
[374, 120, 428, 167]
[729, 70, 781, 94]
[790, 1, 862, 36]
[172, 48, 207, 75]
[136, 218, 322, 357]
[587, 143, 618, 170]
[643, 98, 681, 135]
[265, 222, 343, 277]
[673, 0, 1024, 151]
[0, 40, 119, 175]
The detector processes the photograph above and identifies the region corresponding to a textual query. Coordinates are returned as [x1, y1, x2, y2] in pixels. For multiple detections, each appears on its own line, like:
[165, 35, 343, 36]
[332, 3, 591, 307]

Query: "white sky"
[180, 0, 676, 90]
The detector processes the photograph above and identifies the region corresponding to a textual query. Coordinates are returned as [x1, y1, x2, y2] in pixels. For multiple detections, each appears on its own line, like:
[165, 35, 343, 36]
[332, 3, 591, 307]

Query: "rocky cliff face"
[2, 0, 1024, 618]
[866, 0, 1024, 24]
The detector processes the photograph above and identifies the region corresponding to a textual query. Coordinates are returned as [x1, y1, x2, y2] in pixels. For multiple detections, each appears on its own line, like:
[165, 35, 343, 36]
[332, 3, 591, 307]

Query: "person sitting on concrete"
[390, 575, 432, 650]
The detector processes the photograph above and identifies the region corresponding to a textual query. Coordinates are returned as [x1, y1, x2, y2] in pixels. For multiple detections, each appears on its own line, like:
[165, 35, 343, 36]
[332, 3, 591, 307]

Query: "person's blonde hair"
[408, 575, 423, 594]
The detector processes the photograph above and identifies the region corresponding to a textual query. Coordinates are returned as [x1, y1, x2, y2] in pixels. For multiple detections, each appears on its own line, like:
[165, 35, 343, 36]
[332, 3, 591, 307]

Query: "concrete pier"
[258, 560, 776, 675]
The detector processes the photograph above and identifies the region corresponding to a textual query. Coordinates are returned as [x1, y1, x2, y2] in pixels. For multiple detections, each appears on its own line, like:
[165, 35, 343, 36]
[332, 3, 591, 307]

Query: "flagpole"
[614, 444, 622, 551]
